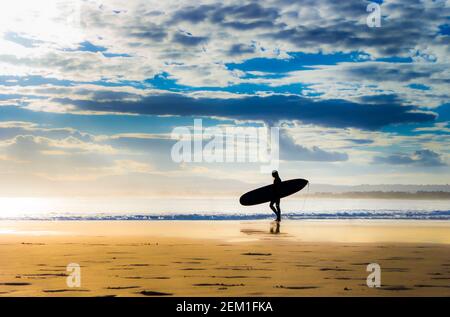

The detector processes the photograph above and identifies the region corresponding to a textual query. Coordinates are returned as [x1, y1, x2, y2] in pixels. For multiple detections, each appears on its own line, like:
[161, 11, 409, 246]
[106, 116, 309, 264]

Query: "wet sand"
[0, 220, 449, 296]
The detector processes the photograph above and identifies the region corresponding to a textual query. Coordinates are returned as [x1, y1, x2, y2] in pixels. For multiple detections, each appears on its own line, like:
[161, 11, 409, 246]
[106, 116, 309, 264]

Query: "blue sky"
[0, 0, 448, 199]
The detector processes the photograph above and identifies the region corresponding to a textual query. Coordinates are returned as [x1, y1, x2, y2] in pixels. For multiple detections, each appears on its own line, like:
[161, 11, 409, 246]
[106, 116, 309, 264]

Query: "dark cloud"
[344, 64, 434, 82]
[373, 149, 446, 167]
[358, 94, 403, 105]
[228, 44, 256, 56]
[127, 26, 168, 42]
[172, 32, 208, 46]
[172, 3, 280, 30]
[67, 0, 450, 79]
[171, 5, 216, 23]
[264, 0, 447, 57]
[221, 20, 277, 30]
[205, 3, 278, 22]
[53, 93, 437, 130]
[217, 3, 279, 21]
[345, 139, 374, 145]
[76, 90, 141, 101]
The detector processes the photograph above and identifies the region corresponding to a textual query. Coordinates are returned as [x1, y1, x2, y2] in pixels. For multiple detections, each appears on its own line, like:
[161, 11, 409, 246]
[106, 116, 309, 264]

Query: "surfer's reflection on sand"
[270, 221, 280, 234]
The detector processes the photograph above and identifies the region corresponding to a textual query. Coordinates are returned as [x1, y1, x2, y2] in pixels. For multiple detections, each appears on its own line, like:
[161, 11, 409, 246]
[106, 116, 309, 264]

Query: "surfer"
[270, 170, 282, 222]
[239, 174, 307, 224]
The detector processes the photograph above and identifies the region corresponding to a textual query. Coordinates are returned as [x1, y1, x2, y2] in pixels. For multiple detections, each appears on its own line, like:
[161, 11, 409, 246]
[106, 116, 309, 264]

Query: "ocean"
[0, 197, 448, 220]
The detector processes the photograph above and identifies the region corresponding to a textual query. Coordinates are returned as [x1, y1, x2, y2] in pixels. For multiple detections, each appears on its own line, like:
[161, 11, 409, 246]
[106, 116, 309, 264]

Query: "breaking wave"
[2, 210, 450, 221]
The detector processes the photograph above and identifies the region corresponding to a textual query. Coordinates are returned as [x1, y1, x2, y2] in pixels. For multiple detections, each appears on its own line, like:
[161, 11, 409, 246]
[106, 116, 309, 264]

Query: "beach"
[0, 220, 449, 296]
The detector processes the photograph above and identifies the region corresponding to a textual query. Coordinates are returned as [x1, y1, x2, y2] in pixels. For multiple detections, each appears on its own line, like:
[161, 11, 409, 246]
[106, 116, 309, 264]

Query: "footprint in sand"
[139, 290, 172, 296]
[121, 276, 170, 280]
[106, 286, 141, 290]
[379, 285, 413, 291]
[241, 252, 272, 256]
[382, 267, 410, 272]
[320, 267, 352, 272]
[193, 283, 244, 287]
[43, 289, 90, 293]
[414, 284, 450, 289]
[0, 282, 31, 286]
[274, 285, 318, 290]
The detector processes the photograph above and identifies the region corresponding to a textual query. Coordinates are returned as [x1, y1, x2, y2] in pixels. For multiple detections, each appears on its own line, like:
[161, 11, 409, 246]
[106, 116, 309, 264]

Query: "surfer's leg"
[269, 201, 278, 217]
[275, 199, 281, 221]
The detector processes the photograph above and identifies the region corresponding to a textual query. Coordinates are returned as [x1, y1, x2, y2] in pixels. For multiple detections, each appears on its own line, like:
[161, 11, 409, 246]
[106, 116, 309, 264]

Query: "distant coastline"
[308, 191, 450, 200]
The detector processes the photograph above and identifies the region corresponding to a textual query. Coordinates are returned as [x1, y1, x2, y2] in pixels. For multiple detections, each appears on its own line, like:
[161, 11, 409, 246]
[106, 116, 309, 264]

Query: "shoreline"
[1, 210, 449, 221]
[1, 219, 449, 244]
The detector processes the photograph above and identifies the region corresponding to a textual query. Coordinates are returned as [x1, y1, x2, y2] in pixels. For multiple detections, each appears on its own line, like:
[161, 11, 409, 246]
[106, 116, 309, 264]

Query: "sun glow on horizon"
[0, 197, 63, 217]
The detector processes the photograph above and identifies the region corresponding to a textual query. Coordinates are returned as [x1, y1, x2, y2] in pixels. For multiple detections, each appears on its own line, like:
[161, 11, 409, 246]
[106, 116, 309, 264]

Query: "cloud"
[172, 3, 280, 30]
[228, 44, 256, 56]
[0, 0, 447, 114]
[338, 63, 448, 84]
[0, 131, 158, 182]
[279, 130, 348, 162]
[373, 149, 447, 167]
[0, 121, 95, 142]
[264, 0, 448, 58]
[4, 32, 43, 48]
[0, 50, 157, 82]
[0, 0, 448, 193]
[2, 134, 116, 158]
[172, 32, 208, 46]
[126, 23, 168, 42]
[171, 5, 215, 23]
[1, 0, 447, 88]
[245, 61, 450, 107]
[52, 93, 437, 130]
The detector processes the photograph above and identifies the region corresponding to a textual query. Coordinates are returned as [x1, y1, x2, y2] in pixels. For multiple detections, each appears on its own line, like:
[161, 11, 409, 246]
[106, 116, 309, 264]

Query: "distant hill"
[309, 191, 450, 200]
[308, 184, 450, 194]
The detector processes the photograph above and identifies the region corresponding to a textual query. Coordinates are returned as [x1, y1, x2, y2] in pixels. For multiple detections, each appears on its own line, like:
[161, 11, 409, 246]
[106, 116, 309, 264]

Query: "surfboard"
[239, 178, 308, 206]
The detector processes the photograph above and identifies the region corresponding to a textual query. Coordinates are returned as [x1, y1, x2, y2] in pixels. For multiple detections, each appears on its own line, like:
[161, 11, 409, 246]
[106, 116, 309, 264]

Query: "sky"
[0, 0, 449, 201]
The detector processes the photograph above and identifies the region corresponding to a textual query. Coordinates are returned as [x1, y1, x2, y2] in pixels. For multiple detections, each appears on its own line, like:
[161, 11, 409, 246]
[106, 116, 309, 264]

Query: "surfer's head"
[272, 170, 279, 178]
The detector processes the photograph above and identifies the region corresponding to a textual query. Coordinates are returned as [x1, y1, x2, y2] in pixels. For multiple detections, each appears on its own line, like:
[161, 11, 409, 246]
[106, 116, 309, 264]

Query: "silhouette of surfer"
[270, 170, 282, 222]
